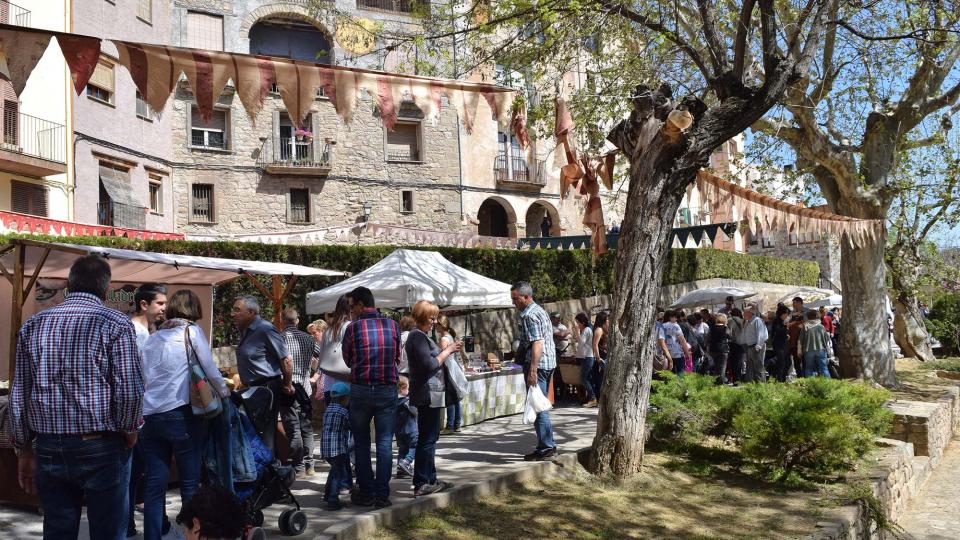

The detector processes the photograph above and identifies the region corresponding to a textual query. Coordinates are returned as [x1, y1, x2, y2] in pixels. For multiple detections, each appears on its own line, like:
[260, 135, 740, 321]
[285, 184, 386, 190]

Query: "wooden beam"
[21, 248, 50, 307]
[243, 272, 273, 301]
[0, 259, 12, 286]
[271, 275, 283, 328]
[279, 275, 298, 305]
[8, 243, 25, 382]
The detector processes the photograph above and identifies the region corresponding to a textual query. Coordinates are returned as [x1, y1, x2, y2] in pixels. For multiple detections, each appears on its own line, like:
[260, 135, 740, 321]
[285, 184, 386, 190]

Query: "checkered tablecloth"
[440, 368, 526, 427]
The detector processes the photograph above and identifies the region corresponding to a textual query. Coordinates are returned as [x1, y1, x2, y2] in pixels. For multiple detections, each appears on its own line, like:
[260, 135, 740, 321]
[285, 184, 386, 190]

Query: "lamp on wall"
[362, 201, 373, 222]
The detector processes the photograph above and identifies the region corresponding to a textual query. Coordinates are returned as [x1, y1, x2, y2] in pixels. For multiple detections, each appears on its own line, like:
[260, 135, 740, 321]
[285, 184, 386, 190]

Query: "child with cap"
[395, 376, 418, 479]
[321, 382, 353, 510]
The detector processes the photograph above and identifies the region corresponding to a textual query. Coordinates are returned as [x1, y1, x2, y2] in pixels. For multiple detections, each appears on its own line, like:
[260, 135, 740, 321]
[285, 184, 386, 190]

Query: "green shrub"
[732, 378, 892, 481]
[648, 373, 749, 446]
[929, 294, 960, 354]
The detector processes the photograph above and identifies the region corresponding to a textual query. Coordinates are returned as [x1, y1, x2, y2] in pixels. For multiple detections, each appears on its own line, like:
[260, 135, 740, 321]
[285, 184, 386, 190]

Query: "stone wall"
[747, 228, 841, 287]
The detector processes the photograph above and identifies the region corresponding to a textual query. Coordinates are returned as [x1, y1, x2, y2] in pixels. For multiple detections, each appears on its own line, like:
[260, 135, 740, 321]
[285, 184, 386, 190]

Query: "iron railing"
[357, 0, 427, 15]
[494, 153, 543, 185]
[258, 138, 332, 168]
[1, 110, 66, 164]
[98, 201, 146, 230]
[0, 1, 31, 27]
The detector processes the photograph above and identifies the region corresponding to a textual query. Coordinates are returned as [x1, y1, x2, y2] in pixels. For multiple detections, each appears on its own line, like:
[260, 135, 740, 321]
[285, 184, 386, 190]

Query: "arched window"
[249, 18, 331, 64]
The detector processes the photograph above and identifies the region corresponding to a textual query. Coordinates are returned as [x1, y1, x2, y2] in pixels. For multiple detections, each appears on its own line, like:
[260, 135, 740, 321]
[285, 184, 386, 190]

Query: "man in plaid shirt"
[511, 282, 558, 461]
[280, 307, 321, 478]
[11, 254, 144, 540]
[342, 286, 400, 508]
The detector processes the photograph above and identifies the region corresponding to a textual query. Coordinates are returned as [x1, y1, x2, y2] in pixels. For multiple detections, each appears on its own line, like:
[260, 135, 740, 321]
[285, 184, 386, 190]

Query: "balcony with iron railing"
[357, 0, 428, 15]
[0, 109, 66, 176]
[98, 200, 147, 230]
[0, 1, 31, 27]
[494, 153, 545, 188]
[258, 137, 333, 176]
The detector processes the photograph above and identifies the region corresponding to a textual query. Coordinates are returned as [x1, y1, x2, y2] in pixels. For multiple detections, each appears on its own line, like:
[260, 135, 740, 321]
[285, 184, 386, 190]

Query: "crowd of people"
[8, 252, 560, 539]
[654, 295, 841, 384]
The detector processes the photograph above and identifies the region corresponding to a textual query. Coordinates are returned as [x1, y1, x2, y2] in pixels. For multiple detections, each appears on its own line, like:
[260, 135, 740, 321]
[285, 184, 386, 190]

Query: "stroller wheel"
[251, 510, 264, 527]
[279, 509, 308, 536]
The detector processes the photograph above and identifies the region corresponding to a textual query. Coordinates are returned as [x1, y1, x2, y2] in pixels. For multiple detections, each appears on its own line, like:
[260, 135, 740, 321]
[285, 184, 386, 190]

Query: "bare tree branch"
[732, 0, 757, 79]
[696, 0, 729, 74]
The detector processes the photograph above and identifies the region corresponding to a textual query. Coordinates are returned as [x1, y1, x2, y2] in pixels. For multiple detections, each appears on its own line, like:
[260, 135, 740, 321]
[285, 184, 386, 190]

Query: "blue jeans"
[34, 433, 132, 540]
[524, 366, 557, 453]
[324, 454, 352, 503]
[349, 384, 398, 500]
[579, 357, 597, 401]
[804, 350, 831, 378]
[397, 432, 417, 464]
[414, 405, 442, 488]
[141, 406, 204, 540]
[445, 402, 461, 429]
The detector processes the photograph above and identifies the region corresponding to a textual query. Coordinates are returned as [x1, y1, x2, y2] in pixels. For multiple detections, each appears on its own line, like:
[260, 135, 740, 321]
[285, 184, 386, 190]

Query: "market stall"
[670, 286, 757, 309]
[307, 248, 523, 426]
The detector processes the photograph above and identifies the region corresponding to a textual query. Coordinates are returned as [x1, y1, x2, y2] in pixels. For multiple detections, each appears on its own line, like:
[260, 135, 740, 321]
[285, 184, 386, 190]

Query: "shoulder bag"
[184, 324, 223, 419]
[319, 323, 352, 381]
[443, 356, 469, 402]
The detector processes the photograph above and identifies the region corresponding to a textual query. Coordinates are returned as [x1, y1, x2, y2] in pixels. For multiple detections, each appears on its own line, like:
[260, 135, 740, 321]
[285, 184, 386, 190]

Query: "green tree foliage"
[929, 293, 960, 353]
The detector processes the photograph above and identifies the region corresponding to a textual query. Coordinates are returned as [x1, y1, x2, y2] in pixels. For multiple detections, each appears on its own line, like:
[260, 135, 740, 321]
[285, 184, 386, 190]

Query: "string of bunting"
[0, 23, 521, 133]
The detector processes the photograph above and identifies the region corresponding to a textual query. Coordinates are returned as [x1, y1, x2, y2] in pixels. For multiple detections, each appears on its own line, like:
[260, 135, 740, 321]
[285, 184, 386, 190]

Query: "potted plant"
[294, 128, 313, 142]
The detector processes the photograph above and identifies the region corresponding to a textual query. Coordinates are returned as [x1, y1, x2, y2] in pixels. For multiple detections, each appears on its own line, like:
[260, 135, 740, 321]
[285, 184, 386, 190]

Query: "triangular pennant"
[690, 227, 705, 245]
[0, 29, 52, 95]
[57, 34, 101, 95]
[675, 229, 690, 245]
[114, 42, 179, 115]
[233, 54, 275, 120]
[377, 74, 398, 130]
[273, 59, 320, 128]
[179, 49, 235, 123]
[704, 224, 720, 242]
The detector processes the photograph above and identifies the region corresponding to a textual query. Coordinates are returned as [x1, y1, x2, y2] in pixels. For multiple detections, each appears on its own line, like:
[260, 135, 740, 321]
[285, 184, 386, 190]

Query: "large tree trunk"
[835, 222, 898, 386]
[893, 295, 935, 362]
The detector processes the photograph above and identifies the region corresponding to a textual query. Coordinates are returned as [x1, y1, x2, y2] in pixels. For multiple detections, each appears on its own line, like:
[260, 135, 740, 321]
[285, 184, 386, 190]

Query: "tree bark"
[893, 294, 936, 362]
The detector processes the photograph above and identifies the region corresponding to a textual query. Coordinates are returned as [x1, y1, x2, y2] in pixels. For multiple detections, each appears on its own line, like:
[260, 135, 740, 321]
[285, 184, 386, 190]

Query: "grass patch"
[370, 452, 830, 540]
[891, 358, 960, 402]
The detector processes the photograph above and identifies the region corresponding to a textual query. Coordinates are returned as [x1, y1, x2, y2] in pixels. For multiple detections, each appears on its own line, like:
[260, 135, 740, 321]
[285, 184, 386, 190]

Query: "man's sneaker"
[373, 497, 393, 509]
[398, 458, 414, 477]
[454, 426, 462, 433]
[351, 493, 375, 506]
[582, 399, 599, 408]
[523, 450, 540, 461]
[396, 467, 409, 479]
[534, 447, 558, 461]
[440, 427, 453, 436]
[414, 481, 451, 497]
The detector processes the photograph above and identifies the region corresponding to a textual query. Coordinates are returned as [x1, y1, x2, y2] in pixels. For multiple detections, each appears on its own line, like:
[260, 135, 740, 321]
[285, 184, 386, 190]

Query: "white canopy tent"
[0, 239, 347, 379]
[804, 294, 894, 318]
[670, 286, 756, 309]
[306, 249, 513, 314]
[777, 287, 835, 305]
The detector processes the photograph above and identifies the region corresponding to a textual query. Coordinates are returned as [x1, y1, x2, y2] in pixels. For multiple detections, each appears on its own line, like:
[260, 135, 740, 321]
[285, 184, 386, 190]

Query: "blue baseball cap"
[330, 382, 350, 398]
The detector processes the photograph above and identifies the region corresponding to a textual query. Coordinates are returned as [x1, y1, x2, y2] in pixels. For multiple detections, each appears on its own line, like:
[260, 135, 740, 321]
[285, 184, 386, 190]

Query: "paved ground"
[898, 438, 960, 540]
[0, 406, 599, 540]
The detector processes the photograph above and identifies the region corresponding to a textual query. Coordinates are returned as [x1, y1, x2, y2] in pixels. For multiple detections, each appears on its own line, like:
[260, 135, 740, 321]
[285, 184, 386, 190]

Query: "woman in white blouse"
[140, 290, 229, 540]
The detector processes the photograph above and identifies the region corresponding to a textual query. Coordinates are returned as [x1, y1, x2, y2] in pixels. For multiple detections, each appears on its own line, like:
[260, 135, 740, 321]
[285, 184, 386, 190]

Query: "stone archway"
[249, 16, 333, 64]
[241, 5, 335, 62]
[477, 197, 517, 238]
[524, 200, 561, 237]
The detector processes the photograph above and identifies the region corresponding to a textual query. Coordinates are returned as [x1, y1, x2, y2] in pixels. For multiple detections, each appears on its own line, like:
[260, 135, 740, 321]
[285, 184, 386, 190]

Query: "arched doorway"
[525, 201, 560, 237]
[250, 17, 332, 64]
[477, 198, 516, 237]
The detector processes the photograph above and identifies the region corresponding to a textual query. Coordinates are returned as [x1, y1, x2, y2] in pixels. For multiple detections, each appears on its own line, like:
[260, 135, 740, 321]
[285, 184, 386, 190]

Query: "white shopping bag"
[522, 385, 553, 424]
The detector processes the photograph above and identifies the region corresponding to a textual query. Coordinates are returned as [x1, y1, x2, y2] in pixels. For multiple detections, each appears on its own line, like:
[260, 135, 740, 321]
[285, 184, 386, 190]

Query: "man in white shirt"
[550, 312, 572, 356]
[127, 282, 167, 537]
[741, 304, 769, 382]
[130, 283, 167, 350]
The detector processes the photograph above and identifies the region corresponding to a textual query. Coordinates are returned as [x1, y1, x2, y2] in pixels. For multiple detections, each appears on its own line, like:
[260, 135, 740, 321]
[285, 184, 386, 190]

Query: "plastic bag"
[522, 384, 553, 424]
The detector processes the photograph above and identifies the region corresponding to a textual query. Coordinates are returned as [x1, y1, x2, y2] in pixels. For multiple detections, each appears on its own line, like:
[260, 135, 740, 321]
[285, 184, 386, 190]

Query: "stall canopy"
[777, 287, 835, 305]
[306, 249, 513, 314]
[670, 286, 756, 309]
[0, 239, 347, 380]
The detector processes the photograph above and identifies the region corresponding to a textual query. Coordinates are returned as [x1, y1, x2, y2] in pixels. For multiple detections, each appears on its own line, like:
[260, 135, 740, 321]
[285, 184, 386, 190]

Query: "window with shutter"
[191, 183, 215, 222]
[136, 92, 153, 119]
[86, 58, 115, 104]
[149, 176, 163, 214]
[288, 188, 310, 223]
[386, 122, 420, 162]
[3, 99, 18, 147]
[10, 180, 48, 217]
[187, 11, 224, 51]
[137, 0, 152, 23]
[190, 106, 228, 149]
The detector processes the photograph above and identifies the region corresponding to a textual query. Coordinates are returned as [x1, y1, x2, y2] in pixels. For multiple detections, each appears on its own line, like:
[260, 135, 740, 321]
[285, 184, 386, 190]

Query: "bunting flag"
[511, 102, 531, 149]
[56, 34, 101, 95]
[0, 28, 51, 95]
[554, 96, 574, 142]
[0, 23, 514, 134]
[695, 171, 884, 248]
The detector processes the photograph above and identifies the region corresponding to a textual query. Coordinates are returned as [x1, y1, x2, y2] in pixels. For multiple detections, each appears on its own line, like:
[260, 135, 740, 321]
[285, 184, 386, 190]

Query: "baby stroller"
[234, 386, 308, 536]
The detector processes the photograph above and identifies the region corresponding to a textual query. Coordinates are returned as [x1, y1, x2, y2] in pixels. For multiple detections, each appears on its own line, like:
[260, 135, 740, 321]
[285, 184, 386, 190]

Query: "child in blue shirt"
[321, 382, 353, 510]
[395, 376, 418, 478]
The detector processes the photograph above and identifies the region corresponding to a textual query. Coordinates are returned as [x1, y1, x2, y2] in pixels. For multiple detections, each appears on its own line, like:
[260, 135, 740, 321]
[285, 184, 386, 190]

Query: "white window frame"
[137, 0, 152, 24]
[188, 105, 231, 151]
[148, 176, 163, 215]
[136, 91, 153, 120]
[86, 58, 115, 106]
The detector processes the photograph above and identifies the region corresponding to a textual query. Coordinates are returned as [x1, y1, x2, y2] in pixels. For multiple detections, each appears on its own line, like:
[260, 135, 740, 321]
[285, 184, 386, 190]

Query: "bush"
[929, 294, 960, 354]
[732, 378, 892, 481]
[648, 373, 748, 446]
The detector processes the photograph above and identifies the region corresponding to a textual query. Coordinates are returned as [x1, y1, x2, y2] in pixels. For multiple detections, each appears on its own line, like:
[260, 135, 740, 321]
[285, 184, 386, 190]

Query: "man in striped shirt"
[11, 254, 144, 540]
[280, 307, 321, 478]
[342, 286, 400, 508]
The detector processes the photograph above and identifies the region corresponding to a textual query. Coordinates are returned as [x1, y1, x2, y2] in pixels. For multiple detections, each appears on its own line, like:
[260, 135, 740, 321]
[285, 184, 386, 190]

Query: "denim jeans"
[34, 433, 131, 540]
[445, 402, 461, 430]
[414, 405, 442, 488]
[396, 432, 417, 464]
[324, 454, 351, 503]
[804, 350, 831, 378]
[349, 384, 398, 500]
[141, 406, 204, 540]
[579, 357, 597, 401]
[671, 357, 684, 377]
[280, 399, 314, 472]
[524, 366, 557, 453]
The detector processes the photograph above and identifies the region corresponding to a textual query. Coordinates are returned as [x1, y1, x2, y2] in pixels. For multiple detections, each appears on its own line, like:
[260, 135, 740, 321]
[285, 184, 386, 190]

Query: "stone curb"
[311, 447, 592, 540]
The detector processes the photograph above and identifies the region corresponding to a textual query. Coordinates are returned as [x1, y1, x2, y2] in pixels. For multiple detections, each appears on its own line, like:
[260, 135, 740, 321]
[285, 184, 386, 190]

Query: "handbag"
[319, 324, 351, 381]
[443, 357, 469, 402]
[184, 325, 223, 419]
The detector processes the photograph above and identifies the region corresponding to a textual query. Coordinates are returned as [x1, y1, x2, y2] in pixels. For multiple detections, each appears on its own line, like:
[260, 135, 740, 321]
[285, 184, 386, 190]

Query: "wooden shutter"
[187, 12, 224, 51]
[386, 123, 419, 161]
[11, 180, 48, 217]
[89, 59, 114, 92]
[191, 183, 214, 221]
[137, 0, 152, 23]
